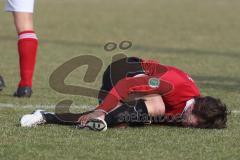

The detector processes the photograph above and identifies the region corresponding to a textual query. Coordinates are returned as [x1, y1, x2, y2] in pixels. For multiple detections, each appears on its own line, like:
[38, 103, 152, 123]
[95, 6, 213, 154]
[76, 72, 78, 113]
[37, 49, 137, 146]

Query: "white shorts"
[5, 0, 35, 13]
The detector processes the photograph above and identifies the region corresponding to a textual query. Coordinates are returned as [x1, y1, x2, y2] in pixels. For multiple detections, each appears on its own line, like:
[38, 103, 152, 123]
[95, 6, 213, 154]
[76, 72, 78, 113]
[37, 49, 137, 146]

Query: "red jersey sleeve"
[96, 75, 173, 113]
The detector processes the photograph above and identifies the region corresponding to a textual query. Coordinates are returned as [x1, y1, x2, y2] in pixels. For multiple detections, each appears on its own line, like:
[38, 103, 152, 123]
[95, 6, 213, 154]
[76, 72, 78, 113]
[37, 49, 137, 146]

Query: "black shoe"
[14, 86, 32, 98]
[75, 118, 107, 132]
[0, 75, 6, 91]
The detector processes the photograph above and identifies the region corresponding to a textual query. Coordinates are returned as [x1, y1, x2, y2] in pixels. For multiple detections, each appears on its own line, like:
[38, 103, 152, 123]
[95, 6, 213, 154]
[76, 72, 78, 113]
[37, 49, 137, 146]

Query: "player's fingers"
[77, 116, 82, 122]
[77, 115, 86, 123]
[78, 115, 89, 125]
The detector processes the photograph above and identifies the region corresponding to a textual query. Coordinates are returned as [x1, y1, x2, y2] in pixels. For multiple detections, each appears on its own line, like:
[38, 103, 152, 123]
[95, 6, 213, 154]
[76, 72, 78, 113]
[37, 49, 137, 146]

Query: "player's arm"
[78, 76, 171, 125]
[95, 76, 172, 113]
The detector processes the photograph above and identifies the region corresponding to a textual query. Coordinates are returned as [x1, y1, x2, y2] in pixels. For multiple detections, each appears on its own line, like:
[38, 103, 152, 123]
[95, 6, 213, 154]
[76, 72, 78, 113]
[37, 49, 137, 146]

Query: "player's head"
[190, 96, 228, 129]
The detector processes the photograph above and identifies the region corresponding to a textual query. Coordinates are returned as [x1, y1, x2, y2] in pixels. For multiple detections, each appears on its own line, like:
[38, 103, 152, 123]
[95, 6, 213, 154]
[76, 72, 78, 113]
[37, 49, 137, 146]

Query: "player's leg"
[20, 110, 107, 131]
[98, 63, 114, 104]
[0, 75, 6, 91]
[43, 111, 93, 125]
[104, 100, 148, 127]
[5, 0, 38, 97]
[20, 94, 164, 130]
[20, 110, 92, 127]
[98, 57, 144, 103]
[52, 94, 164, 129]
[13, 12, 38, 97]
[12, 12, 34, 33]
[141, 94, 165, 117]
[105, 94, 165, 127]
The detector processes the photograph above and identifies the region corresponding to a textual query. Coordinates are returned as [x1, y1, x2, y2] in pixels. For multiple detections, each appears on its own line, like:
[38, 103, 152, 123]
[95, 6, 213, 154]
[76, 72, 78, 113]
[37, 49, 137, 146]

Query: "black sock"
[43, 111, 93, 125]
[104, 99, 149, 127]
[43, 99, 149, 127]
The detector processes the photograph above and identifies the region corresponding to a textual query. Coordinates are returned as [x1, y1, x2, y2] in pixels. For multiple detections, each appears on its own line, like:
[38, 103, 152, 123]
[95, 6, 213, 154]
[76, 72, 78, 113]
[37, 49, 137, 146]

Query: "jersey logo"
[148, 78, 160, 88]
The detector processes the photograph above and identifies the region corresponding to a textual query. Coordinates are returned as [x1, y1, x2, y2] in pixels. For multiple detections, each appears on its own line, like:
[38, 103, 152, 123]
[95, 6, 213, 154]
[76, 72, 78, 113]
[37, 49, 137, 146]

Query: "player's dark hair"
[192, 96, 228, 129]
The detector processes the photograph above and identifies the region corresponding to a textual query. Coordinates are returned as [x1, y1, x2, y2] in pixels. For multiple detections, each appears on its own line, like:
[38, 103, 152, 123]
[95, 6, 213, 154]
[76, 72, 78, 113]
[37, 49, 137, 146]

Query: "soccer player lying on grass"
[20, 57, 228, 131]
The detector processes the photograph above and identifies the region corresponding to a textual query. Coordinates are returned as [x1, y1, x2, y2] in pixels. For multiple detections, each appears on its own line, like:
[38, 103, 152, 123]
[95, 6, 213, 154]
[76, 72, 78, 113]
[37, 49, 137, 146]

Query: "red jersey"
[96, 59, 201, 116]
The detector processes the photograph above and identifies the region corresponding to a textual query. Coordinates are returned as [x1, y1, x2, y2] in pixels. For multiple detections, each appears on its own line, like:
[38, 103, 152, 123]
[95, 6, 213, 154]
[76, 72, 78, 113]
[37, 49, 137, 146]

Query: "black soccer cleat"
[0, 75, 6, 91]
[13, 86, 32, 98]
[76, 118, 107, 132]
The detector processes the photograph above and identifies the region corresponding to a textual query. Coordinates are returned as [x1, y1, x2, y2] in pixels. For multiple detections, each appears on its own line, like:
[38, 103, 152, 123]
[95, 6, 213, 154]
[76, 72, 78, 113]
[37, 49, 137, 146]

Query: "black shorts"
[98, 57, 145, 104]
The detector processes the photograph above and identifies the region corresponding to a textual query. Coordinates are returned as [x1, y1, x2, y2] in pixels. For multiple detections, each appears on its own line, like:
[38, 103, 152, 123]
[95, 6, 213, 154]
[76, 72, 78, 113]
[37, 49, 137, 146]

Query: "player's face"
[182, 104, 199, 127]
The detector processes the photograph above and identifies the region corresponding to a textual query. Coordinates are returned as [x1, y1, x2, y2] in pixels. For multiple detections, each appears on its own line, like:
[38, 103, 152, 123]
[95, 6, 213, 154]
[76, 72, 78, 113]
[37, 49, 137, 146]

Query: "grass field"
[0, 0, 240, 159]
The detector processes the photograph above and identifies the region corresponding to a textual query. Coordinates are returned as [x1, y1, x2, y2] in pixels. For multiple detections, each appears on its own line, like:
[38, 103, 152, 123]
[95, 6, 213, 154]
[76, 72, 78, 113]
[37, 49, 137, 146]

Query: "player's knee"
[13, 12, 34, 33]
[144, 94, 165, 117]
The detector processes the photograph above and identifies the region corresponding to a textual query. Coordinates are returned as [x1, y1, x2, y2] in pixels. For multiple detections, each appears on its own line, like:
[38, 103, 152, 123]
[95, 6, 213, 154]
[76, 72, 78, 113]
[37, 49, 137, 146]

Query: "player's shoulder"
[166, 65, 192, 77]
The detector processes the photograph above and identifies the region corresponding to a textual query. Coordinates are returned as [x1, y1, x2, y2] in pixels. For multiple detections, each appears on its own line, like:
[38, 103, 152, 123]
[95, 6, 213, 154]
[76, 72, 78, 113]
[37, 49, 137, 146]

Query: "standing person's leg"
[5, 0, 38, 97]
[0, 75, 6, 91]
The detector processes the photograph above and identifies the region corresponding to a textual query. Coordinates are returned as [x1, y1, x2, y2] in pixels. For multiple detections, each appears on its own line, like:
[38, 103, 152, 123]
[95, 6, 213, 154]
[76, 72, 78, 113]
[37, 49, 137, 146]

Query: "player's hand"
[78, 110, 106, 125]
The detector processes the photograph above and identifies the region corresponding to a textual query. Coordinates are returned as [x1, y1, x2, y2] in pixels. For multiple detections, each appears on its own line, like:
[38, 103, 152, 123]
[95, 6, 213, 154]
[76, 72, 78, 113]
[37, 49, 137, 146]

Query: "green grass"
[0, 0, 240, 159]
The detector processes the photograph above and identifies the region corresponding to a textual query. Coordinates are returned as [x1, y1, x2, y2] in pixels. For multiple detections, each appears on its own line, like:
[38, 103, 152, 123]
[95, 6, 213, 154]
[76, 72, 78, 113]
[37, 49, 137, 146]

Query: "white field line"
[232, 110, 240, 114]
[0, 103, 240, 114]
[0, 103, 95, 110]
